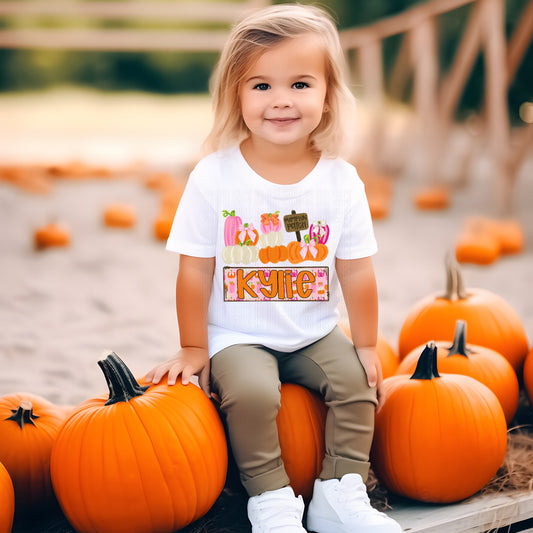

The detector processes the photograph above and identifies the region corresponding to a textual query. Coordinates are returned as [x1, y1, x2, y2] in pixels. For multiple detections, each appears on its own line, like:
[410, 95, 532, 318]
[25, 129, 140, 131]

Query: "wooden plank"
[506, 0, 533, 86]
[340, 0, 476, 48]
[482, 0, 512, 214]
[387, 491, 533, 533]
[0, 28, 230, 51]
[438, 0, 484, 126]
[0, 0, 262, 23]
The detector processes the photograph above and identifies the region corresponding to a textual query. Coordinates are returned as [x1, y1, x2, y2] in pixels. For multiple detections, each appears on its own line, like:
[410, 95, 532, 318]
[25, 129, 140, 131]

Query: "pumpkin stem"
[447, 320, 471, 357]
[98, 352, 149, 406]
[410, 342, 440, 380]
[444, 252, 468, 301]
[6, 400, 40, 429]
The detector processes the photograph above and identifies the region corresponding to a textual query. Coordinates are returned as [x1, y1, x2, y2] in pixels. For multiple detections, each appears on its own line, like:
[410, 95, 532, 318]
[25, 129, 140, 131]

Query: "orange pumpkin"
[259, 245, 289, 264]
[398, 254, 529, 371]
[372, 343, 507, 503]
[287, 238, 328, 264]
[0, 393, 66, 512]
[277, 384, 327, 501]
[413, 186, 450, 210]
[33, 222, 70, 250]
[396, 320, 519, 424]
[51, 352, 228, 533]
[465, 216, 524, 255]
[234, 223, 259, 246]
[0, 462, 14, 533]
[103, 203, 136, 228]
[153, 209, 174, 241]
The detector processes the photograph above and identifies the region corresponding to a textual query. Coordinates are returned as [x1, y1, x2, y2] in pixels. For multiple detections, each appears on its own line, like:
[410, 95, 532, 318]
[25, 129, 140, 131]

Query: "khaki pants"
[210, 326, 378, 496]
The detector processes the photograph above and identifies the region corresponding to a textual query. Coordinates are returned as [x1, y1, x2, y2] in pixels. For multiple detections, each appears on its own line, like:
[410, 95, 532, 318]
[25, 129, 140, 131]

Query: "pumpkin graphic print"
[222, 209, 329, 302]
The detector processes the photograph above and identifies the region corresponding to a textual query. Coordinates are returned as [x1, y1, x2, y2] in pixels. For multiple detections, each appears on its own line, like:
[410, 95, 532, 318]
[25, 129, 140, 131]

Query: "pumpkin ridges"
[397, 321, 519, 424]
[0, 393, 65, 512]
[372, 344, 507, 503]
[398, 256, 529, 370]
[276, 384, 327, 501]
[51, 354, 227, 533]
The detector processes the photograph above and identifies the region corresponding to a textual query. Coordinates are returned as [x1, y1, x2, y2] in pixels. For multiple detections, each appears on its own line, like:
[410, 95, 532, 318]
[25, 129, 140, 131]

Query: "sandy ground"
[1, 87, 532, 411]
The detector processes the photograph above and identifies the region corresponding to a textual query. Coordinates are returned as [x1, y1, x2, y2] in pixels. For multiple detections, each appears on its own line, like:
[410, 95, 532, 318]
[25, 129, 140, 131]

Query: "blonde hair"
[203, 3, 356, 158]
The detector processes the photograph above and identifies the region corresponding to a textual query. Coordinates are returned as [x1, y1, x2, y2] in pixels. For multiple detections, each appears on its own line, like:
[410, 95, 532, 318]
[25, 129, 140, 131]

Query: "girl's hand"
[144, 347, 211, 397]
[356, 346, 385, 411]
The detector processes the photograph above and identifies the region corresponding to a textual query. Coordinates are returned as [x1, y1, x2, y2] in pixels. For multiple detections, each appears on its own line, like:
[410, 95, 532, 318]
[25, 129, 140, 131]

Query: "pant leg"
[210, 344, 290, 496]
[277, 326, 378, 482]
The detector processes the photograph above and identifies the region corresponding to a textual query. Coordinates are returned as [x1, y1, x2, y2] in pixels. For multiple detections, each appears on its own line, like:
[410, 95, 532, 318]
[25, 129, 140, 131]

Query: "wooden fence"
[0, 1, 270, 51]
[0, 0, 531, 213]
[341, 0, 533, 214]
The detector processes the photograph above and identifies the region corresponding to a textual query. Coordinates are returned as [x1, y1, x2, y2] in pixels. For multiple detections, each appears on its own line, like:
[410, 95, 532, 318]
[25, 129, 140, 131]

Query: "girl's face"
[238, 33, 328, 151]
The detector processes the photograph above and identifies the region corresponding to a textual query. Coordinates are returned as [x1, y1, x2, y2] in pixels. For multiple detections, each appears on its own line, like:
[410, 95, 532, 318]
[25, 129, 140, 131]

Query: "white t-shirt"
[167, 145, 377, 357]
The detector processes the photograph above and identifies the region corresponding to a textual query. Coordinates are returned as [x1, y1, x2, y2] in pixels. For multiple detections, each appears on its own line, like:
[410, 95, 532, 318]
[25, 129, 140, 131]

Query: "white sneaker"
[307, 474, 403, 532]
[247, 486, 307, 532]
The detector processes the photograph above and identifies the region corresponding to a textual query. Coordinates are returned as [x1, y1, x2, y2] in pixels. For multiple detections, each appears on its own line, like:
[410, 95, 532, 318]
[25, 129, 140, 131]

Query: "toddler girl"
[146, 4, 402, 532]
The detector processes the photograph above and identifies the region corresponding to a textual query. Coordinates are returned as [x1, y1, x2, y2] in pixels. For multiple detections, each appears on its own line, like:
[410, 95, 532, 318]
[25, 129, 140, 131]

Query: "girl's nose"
[272, 91, 292, 108]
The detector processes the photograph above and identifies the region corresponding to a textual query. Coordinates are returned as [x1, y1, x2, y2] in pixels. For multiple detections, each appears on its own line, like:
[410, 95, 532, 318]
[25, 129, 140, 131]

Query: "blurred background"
[0, 0, 531, 210]
[0, 0, 530, 121]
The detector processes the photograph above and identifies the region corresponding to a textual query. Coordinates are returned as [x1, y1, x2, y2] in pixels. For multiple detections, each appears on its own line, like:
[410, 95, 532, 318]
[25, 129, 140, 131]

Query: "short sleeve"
[166, 162, 218, 257]
[335, 173, 378, 260]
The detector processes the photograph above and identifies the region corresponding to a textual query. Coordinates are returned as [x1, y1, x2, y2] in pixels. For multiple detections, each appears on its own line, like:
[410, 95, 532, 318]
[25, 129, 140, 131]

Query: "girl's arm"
[336, 256, 384, 406]
[145, 254, 215, 396]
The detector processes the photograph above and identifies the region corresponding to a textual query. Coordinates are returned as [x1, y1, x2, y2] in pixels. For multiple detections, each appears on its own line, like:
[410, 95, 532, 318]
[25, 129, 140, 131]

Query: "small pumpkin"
[277, 384, 327, 501]
[153, 209, 174, 241]
[222, 210, 243, 246]
[234, 222, 259, 246]
[455, 227, 500, 265]
[260, 212, 281, 234]
[258, 231, 283, 248]
[0, 393, 66, 512]
[0, 164, 53, 194]
[371, 343, 507, 503]
[309, 221, 330, 244]
[413, 186, 450, 210]
[34, 222, 70, 250]
[222, 244, 259, 264]
[144, 171, 176, 191]
[51, 352, 227, 533]
[287, 236, 328, 264]
[398, 254, 529, 371]
[396, 320, 519, 424]
[259, 245, 288, 264]
[0, 462, 14, 533]
[465, 216, 524, 255]
[103, 203, 136, 228]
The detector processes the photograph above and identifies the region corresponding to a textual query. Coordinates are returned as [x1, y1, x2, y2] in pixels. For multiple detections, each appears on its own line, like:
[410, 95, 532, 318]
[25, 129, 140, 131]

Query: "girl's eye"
[293, 81, 310, 89]
[253, 83, 270, 91]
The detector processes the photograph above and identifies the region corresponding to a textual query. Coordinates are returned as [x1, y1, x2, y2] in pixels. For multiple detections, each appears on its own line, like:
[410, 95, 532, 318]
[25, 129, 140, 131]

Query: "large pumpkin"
[0, 462, 14, 533]
[0, 393, 66, 512]
[371, 343, 507, 503]
[396, 320, 519, 424]
[398, 254, 529, 371]
[51, 352, 228, 533]
[277, 384, 327, 501]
